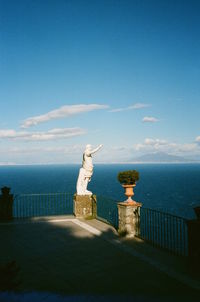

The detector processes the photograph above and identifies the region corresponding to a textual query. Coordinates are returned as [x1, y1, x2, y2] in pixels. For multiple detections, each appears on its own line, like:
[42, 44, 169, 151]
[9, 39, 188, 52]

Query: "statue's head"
[85, 144, 92, 151]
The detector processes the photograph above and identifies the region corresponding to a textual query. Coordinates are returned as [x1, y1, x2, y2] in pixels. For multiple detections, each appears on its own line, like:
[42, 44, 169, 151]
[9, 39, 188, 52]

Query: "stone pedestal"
[187, 219, 200, 273]
[0, 187, 13, 221]
[73, 194, 96, 219]
[117, 202, 142, 237]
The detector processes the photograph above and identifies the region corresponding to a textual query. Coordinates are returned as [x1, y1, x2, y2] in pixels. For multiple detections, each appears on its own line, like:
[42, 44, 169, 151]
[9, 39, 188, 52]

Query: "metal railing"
[11, 192, 189, 256]
[13, 193, 74, 218]
[137, 207, 188, 256]
[96, 196, 118, 229]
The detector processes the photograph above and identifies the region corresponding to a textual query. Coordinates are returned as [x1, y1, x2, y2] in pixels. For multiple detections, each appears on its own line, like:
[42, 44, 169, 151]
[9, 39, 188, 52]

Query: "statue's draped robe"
[82, 152, 93, 178]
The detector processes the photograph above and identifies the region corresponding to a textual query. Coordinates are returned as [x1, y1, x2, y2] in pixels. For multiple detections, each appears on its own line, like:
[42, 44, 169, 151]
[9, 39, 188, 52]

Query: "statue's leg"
[76, 168, 86, 195]
[84, 177, 92, 195]
[84, 177, 89, 190]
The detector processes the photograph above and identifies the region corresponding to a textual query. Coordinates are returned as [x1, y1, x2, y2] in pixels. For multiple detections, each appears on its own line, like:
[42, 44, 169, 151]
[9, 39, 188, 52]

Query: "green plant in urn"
[117, 170, 139, 203]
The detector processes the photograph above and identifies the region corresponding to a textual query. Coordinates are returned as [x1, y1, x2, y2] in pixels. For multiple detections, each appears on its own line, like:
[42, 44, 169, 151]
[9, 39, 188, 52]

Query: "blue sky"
[0, 0, 200, 164]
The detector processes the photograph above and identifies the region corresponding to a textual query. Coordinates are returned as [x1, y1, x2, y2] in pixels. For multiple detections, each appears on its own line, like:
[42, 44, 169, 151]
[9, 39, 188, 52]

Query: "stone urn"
[122, 184, 136, 203]
[118, 170, 139, 204]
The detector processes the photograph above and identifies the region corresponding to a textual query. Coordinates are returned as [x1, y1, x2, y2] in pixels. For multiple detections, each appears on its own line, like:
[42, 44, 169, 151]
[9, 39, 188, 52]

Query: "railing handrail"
[142, 207, 188, 222]
[139, 206, 188, 256]
[98, 197, 188, 222]
[16, 192, 73, 197]
[13, 192, 74, 218]
[96, 195, 119, 229]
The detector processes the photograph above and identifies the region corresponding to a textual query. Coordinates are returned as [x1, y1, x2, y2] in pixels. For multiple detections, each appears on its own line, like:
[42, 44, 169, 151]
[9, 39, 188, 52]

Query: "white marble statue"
[76, 144, 103, 195]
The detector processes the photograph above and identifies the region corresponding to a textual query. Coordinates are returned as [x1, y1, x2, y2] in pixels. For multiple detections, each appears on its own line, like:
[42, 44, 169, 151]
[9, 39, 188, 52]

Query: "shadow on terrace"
[0, 216, 199, 301]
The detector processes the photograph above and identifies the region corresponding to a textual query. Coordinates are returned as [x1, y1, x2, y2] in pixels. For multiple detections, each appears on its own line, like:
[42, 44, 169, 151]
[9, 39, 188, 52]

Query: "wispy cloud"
[21, 104, 109, 128]
[195, 136, 200, 143]
[129, 103, 151, 109]
[134, 137, 199, 155]
[144, 138, 167, 145]
[134, 138, 169, 151]
[142, 116, 159, 123]
[109, 107, 125, 113]
[109, 103, 151, 112]
[0, 145, 84, 154]
[0, 128, 86, 141]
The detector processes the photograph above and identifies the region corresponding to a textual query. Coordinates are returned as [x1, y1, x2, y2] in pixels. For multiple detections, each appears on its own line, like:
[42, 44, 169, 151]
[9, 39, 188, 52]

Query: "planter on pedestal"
[117, 169, 139, 204]
[117, 169, 141, 237]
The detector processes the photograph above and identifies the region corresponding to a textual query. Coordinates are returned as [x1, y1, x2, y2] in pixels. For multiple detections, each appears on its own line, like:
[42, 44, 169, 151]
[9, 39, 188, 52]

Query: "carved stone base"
[73, 194, 96, 218]
[117, 202, 142, 237]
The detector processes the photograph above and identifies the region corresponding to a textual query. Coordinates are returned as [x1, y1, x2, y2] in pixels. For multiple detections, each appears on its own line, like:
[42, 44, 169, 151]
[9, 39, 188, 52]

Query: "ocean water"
[0, 163, 200, 219]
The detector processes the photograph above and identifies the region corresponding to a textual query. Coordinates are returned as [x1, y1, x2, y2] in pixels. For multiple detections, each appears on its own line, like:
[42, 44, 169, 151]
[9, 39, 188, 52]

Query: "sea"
[0, 163, 200, 219]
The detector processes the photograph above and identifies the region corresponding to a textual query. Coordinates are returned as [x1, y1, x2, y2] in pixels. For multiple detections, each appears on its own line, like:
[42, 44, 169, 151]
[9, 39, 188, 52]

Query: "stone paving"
[0, 216, 199, 301]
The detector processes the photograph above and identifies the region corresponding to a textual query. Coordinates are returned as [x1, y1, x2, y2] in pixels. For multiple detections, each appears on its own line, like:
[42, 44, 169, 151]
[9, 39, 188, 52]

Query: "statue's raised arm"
[76, 144, 103, 195]
[87, 144, 103, 155]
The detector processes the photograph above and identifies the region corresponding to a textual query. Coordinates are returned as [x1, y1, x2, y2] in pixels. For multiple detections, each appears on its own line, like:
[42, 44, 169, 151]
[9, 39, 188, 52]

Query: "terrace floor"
[0, 216, 200, 302]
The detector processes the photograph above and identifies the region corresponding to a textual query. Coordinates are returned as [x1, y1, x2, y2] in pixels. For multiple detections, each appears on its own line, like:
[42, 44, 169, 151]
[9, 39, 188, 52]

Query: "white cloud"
[21, 104, 109, 128]
[195, 136, 200, 143]
[128, 103, 151, 109]
[0, 129, 27, 139]
[0, 128, 86, 141]
[144, 138, 167, 145]
[142, 116, 159, 123]
[0, 145, 84, 155]
[1, 138, 200, 164]
[134, 137, 200, 156]
[109, 103, 151, 112]
[0, 145, 84, 165]
[134, 138, 168, 151]
[109, 107, 125, 113]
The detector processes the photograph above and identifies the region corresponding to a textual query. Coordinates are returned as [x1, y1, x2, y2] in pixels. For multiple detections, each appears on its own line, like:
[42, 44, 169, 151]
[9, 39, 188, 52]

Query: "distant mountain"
[131, 152, 195, 163]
